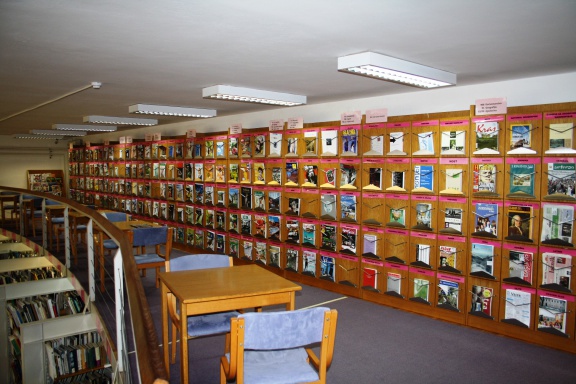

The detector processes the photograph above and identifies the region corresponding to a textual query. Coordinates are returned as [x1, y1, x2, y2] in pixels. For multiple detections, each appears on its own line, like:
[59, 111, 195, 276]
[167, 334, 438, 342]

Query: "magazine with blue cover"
[413, 165, 434, 191]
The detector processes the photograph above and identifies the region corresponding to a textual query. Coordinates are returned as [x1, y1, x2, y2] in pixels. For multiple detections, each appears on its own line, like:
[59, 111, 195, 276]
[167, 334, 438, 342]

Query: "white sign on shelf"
[186, 129, 197, 138]
[153, 133, 162, 141]
[476, 97, 507, 115]
[341, 111, 362, 125]
[145, 133, 153, 142]
[230, 124, 243, 134]
[366, 108, 388, 123]
[287, 117, 303, 129]
[269, 119, 284, 131]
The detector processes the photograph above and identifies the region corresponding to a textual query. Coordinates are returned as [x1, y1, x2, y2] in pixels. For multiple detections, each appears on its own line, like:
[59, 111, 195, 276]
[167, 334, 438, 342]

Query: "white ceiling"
[1, 0, 576, 136]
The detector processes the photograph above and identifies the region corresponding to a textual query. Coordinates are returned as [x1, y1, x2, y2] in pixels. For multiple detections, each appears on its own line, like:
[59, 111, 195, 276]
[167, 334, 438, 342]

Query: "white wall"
[0, 148, 67, 189]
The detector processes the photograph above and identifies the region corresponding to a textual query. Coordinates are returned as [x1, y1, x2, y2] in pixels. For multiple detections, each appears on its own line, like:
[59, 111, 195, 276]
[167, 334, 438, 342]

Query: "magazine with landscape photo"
[538, 295, 568, 334]
[471, 243, 495, 277]
[510, 124, 533, 152]
[440, 130, 466, 155]
[474, 121, 499, 154]
[509, 163, 535, 196]
[546, 162, 576, 198]
[438, 279, 459, 309]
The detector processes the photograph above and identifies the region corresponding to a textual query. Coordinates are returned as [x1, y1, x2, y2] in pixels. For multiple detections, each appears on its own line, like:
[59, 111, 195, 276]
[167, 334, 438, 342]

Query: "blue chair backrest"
[23, 195, 43, 209]
[103, 211, 128, 222]
[132, 226, 167, 247]
[240, 307, 329, 350]
[170, 254, 231, 272]
[46, 200, 61, 206]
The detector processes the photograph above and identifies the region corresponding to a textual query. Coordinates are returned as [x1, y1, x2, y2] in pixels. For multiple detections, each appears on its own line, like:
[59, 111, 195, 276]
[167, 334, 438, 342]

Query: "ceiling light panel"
[129, 104, 217, 118]
[53, 123, 117, 132]
[31, 129, 87, 136]
[338, 52, 456, 88]
[83, 115, 158, 126]
[202, 85, 307, 106]
[14, 134, 65, 140]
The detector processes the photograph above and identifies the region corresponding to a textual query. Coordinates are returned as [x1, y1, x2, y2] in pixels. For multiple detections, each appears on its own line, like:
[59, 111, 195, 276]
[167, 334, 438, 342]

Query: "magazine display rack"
[68, 102, 576, 353]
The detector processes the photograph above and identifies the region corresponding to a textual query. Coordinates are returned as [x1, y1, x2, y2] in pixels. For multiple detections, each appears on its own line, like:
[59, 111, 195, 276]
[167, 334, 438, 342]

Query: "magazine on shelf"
[437, 279, 459, 309]
[368, 167, 382, 189]
[268, 191, 281, 212]
[240, 163, 251, 183]
[271, 167, 282, 185]
[241, 186, 252, 209]
[216, 141, 225, 158]
[340, 194, 357, 221]
[363, 234, 378, 256]
[440, 130, 466, 155]
[286, 162, 299, 185]
[362, 268, 378, 290]
[229, 163, 239, 183]
[389, 207, 406, 226]
[255, 242, 267, 264]
[254, 162, 266, 183]
[415, 203, 432, 230]
[471, 243, 494, 277]
[205, 163, 214, 182]
[548, 123, 574, 152]
[507, 250, 533, 284]
[215, 211, 226, 230]
[506, 204, 533, 240]
[341, 128, 358, 155]
[206, 231, 215, 251]
[541, 204, 574, 244]
[241, 213, 252, 235]
[386, 272, 401, 295]
[320, 193, 337, 220]
[321, 167, 337, 187]
[286, 219, 300, 243]
[443, 208, 462, 232]
[303, 250, 317, 276]
[303, 165, 318, 186]
[269, 245, 281, 267]
[205, 140, 215, 158]
[228, 213, 239, 233]
[268, 215, 281, 241]
[287, 197, 301, 216]
[341, 226, 357, 254]
[509, 163, 536, 196]
[443, 169, 463, 193]
[253, 214, 267, 237]
[415, 131, 434, 155]
[538, 295, 568, 334]
[413, 165, 434, 191]
[303, 131, 318, 156]
[269, 132, 283, 156]
[413, 278, 430, 302]
[194, 207, 204, 226]
[193, 143, 202, 158]
[474, 121, 499, 154]
[186, 227, 194, 245]
[320, 256, 336, 282]
[194, 183, 204, 204]
[510, 124, 533, 152]
[286, 248, 299, 271]
[215, 164, 226, 183]
[541, 253, 572, 290]
[205, 209, 215, 228]
[321, 130, 338, 155]
[473, 163, 497, 194]
[243, 241, 253, 260]
[254, 134, 266, 157]
[390, 170, 406, 191]
[216, 233, 225, 253]
[365, 135, 384, 156]
[286, 137, 298, 156]
[205, 185, 214, 205]
[439, 245, 457, 270]
[193, 163, 204, 181]
[474, 202, 498, 236]
[217, 190, 225, 206]
[470, 285, 493, 316]
[340, 164, 358, 187]
[229, 137, 239, 157]
[388, 132, 406, 155]
[254, 190, 266, 211]
[302, 223, 316, 247]
[185, 205, 194, 224]
[229, 237, 239, 257]
[241, 136, 252, 157]
[546, 162, 576, 198]
[415, 244, 431, 265]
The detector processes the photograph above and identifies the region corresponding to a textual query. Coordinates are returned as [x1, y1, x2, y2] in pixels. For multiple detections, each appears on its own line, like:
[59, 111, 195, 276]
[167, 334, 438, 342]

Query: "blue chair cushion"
[51, 217, 65, 224]
[170, 254, 231, 271]
[134, 253, 164, 265]
[76, 225, 87, 230]
[103, 239, 118, 249]
[103, 212, 128, 223]
[33, 210, 43, 218]
[132, 226, 167, 247]
[187, 311, 240, 338]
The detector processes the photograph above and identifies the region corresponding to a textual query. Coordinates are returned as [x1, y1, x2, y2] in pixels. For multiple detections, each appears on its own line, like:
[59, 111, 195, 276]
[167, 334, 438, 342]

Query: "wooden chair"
[220, 307, 338, 384]
[93, 211, 129, 292]
[165, 254, 241, 365]
[131, 226, 173, 288]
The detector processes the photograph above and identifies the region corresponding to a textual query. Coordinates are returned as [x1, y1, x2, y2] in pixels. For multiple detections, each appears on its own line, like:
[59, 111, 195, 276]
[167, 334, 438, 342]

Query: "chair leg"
[171, 323, 178, 364]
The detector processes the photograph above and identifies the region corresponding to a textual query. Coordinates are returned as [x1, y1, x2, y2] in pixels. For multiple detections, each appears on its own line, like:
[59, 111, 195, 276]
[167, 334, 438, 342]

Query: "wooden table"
[159, 264, 302, 383]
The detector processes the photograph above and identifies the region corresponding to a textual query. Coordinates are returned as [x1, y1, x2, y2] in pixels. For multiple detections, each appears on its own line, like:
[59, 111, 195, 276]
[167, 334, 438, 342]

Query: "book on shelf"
[286, 162, 299, 185]
[413, 165, 434, 191]
[362, 267, 378, 290]
[341, 226, 357, 254]
[415, 131, 434, 155]
[254, 214, 267, 237]
[254, 190, 266, 211]
[241, 186, 252, 209]
[320, 193, 337, 220]
[340, 194, 357, 221]
[414, 203, 432, 230]
[241, 213, 252, 235]
[229, 137, 239, 157]
[541, 252, 572, 290]
[320, 223, 337, 251]
[541, 203, 574, 244]
[474, 121, 499, 154]
[506, 204, 533, 240]
[507, 250, 533, 284]
[546, 162, 576, 198]
[437, 279, 459, 309]
[229, 163, 239, 182]
[443, 208, 463, 232]
[471, 243, 494, 277]
[303, 165, 318, 186]
[388, 132, 406, 155]
[303, 131, 318, 156]
[321, 130, 338, 155]
[439, 245, 457, 270]
[286, 219, 300, 243]
[440, 130, 466, 155]
[255, 241, 267, 264]
[509, 163, 536, 197]
[413, 278, 430, 302]
[504, 289, 532, 327]
[320, 256, 335, 282]
[286, 248, 299, 271]
[414, 244, 431, 265]
[510, 124, 533, 151]
[268, 190, 281, 212]
[254, 134, 266, 157]
[269, 132, 283, 156]
[443, 169, 463, 193]
[303, 250, 317, 276]
[287, 197, 301, 216]
[268, 215, 281, 241]
[365, 134, 384, 156]
[473, 163, 497, 194]
[215, 164, 226, 183]
[548, 123, 574, 152]
[474, 202, 498, 236]
[470, 285, 493, 316]
[362, 234, 378, 258]
[302, 223, 316, 247]
[254, 162, 266, 183]
[538, 295, 568, 334]
[341, 128, 358, 155]
[340, 164, 358, 187]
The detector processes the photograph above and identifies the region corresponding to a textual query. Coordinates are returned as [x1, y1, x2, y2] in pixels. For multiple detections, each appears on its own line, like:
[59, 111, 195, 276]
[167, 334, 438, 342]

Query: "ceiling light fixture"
[202, 85, 306, 106]
[83, 115, 158, 126]
[13, 134, 65, 140]
[53, 123, 117, 132]
[129, 104, 217, 118]
[31, 129, 87, 136]
[337, 52, 456, 89]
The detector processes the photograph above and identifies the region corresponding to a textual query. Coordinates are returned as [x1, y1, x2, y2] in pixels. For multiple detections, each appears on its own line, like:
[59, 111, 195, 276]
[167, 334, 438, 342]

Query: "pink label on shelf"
[387, 122, 410, 128]
[543, 157, 576, 164]
[387, 157, 410, 164]
[341, 224, 360, 231]
[385, 228, 409, 235]
[507, 113, 542, 121]
[412, 120, 439, 127]
[539, 246, 576, 256]
[340, 124, 361, 131]
[473, 199, 503, 207]
[286, 129, 301, 135]
[321, 159, 340, 164]
[366, 109, 388, 124]
[364, 259, 384, 267]
[437, 235, 466, 243]
[386, 193, 409, 200]
[541, 201, 576, 209]
[439, 196, 467, 204]
[437, 273, 465, 283]
[302, 128, 319, 133]
[301, 218, 318, 224]
[502, 242, 538, 253]
[440, 158, 469, 165]
[363, 192, 385, 198]
[471, 157, 503, 164]
[266, 158, 283, 164]
[285, 188, 301, 193]
[321, 251, 339, 258]
[298, 158, 316, 164]
[363, 227, 384, 234]
[504, 201, 539, 209]
[363, 122, 386, 130]
[341, 191, 360, 197]
[412, 158, 438, 164]
[471, 238, 501, 248]
[364, 158, 385, 164]
[506, 157, 540, 164]
[321, 126, 339, 131]
[441, 120, 469, 126]
[341, 158, 361, 164]
[412, 194, 438, 202]
[303, 189, 320, 194]
[385, 262, 409, 271]
[410, 268, 435, 276]
[501, 284, 536, 294]
[410, 231, 436, 240]
[339, 254, 358, 262]
[472, 113, 505, 122]
[544, 112, 576, 119]
[538, 290, 575, 302]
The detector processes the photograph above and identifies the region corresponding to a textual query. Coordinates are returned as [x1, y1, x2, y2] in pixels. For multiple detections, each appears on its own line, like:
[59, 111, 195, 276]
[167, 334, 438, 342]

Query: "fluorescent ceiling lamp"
[31, 129, 87, 136]
[129, 104, 216, 118]
[337, 52, 456, 89]
[202, 85, 306, 106]
[83, 115, 158, 126]
[14, 134, 65, 140]
[53, 123, 117, 132]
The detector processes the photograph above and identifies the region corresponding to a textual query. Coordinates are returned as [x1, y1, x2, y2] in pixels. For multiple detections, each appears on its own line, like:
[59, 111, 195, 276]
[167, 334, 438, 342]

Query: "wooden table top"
[158, 264, 302, 304]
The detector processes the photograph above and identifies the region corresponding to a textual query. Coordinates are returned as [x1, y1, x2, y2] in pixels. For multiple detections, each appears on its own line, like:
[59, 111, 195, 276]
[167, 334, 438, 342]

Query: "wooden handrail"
[0, 186, 169, 383]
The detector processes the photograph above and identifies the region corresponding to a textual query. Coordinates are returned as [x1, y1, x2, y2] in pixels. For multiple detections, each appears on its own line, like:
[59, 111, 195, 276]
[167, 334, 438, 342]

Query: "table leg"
[286, 291, 296, 311]
[181, 302, 189, 384]
[161, 282, 170, 377]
